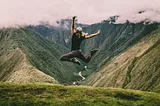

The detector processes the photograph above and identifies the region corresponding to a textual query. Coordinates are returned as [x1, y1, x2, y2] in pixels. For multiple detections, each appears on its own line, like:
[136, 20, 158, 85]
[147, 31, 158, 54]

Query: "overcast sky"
[0, 0, 160, 27]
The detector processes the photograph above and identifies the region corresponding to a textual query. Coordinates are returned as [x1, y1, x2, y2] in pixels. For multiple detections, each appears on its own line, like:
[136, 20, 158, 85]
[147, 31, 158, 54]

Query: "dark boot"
[90, 49, 98, 57]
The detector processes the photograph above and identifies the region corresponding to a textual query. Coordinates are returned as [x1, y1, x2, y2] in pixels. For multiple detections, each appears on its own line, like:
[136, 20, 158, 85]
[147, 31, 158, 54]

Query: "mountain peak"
[0, 28, 80, 84]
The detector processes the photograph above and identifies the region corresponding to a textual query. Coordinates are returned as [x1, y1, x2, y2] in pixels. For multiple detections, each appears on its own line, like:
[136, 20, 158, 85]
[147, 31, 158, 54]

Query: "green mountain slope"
[82, 22, 158, 76]
[26, 21, 160, 91]
[27, 19, 89, 49]
[0, 28, 80, 84]
[27, 21, 159, 78]
[1, 83, 160, 106]
[85, 27, 160, 92]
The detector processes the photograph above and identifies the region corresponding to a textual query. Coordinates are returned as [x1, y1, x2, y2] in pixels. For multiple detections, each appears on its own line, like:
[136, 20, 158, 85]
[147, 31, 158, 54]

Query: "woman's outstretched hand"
[97, 30, 101, 35]
[72, 16, 77, 20]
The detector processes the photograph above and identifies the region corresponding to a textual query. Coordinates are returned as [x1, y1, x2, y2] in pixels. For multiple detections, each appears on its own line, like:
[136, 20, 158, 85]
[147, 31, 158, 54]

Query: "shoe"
[90, 49, 98, 56]
[71, 58, 81, 65]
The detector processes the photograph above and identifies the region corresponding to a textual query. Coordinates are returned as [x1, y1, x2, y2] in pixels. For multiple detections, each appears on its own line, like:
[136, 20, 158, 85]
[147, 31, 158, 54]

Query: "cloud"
[0, 0, 160, 27]
[115, 9, 160, 24]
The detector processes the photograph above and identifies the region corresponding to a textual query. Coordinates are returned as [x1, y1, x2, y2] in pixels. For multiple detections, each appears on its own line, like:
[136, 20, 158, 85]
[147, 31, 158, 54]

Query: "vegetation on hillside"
[0, 28, 81, 84]
[83, 22, 158, 77]
[0, 83, 160, 106]
[85, 27, 160, 92]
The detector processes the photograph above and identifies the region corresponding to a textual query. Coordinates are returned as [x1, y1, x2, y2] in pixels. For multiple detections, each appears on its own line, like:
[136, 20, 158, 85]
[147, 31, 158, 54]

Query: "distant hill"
[27, 19, 89, 50]
[28, 20, 158, 75]
[26, 19, 160, 92]
[0, 28, 80, 84]
[82, 21, 158, 75]
[85, 27, 160, 92]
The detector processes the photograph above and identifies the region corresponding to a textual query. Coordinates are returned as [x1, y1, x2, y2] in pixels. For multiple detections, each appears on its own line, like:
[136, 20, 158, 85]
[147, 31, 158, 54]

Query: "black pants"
[60, 50, 91, 63]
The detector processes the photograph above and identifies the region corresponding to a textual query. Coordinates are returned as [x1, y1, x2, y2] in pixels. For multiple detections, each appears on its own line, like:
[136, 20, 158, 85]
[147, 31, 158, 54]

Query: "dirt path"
[78, 72, 85, 80]
[72, 66, 88, 85]
[72, 71, 85, 85]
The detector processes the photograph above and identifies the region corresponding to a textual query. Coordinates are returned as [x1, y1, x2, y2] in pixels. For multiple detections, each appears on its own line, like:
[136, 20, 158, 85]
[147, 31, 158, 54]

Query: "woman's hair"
[76, 27, 82, 33]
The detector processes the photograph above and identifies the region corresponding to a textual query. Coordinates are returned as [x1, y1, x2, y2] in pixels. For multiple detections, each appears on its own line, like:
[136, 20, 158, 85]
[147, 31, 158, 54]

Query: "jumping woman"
[60, 16, 101, 65]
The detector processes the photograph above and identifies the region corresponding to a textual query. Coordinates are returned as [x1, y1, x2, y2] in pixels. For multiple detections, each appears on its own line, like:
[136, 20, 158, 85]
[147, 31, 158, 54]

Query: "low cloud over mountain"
[0, 0, 160, 27]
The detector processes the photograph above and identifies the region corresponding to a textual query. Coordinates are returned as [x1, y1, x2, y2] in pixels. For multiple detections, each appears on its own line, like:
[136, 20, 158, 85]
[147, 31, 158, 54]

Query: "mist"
[0, 0, 160, 27]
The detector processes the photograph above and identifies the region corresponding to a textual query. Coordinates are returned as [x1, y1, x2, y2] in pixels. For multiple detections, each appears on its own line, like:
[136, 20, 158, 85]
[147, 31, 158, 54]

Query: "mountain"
[0, 28, 80, 84]
[28, 19, 158, 74]
[27, 19, 89, 50]
[85, 26, 160, 92]
[81, 21, 158, 77]
[26, 19, 160, 92]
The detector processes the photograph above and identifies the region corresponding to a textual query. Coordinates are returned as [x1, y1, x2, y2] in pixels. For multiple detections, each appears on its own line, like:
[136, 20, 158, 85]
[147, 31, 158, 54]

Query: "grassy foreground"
[0, 83, 160, 106]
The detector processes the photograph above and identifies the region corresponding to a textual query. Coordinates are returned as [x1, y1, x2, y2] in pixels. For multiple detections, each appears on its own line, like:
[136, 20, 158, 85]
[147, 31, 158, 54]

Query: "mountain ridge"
[25, 21, 160, 91]
[85, 27, 160, 92]
[0, 28, 80, 84]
